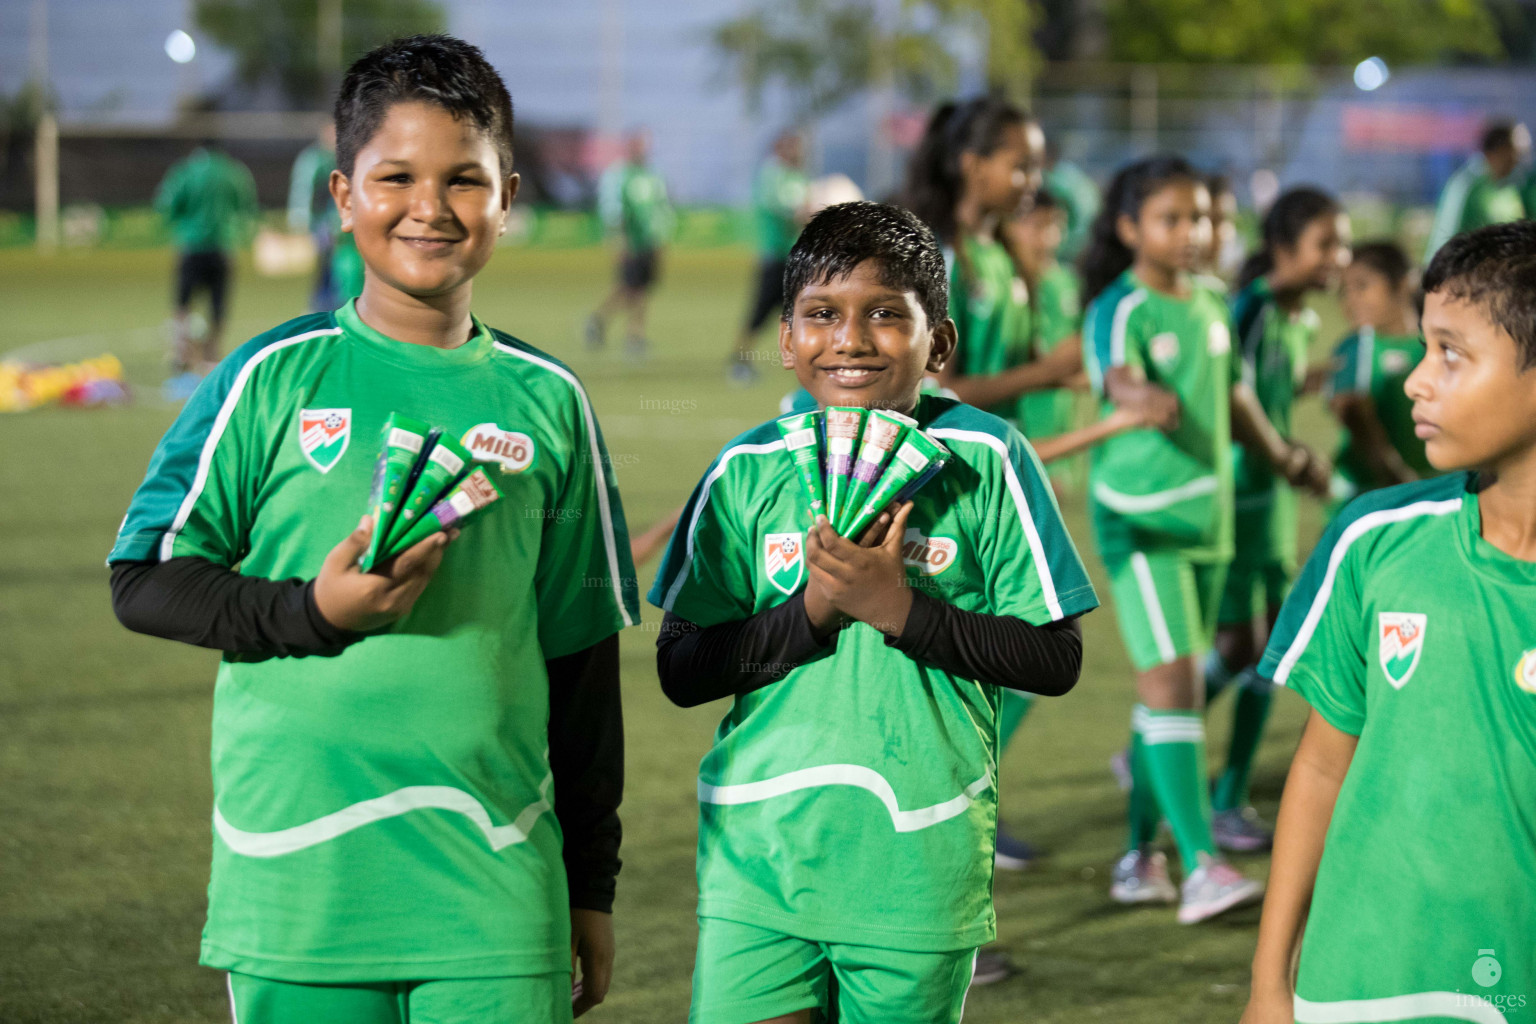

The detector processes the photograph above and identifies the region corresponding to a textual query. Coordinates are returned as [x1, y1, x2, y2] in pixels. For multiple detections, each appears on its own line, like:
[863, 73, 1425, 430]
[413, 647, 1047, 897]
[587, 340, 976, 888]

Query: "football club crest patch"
[1150, 332, 1180, 365]
[764, 532, 805, 596]
[1378, 612, 1427, 689]
[299, 408, 351, 473]
[1514, 649, 1536, 695]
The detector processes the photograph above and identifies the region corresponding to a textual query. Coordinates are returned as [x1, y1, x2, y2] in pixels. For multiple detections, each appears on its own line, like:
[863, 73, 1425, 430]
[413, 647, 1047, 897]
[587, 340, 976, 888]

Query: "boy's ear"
[1115, 211, 1139, 251]
[778, 317, 795, 369]
[329, 169, 353, 233]
[499, 172, 520, 235]
[927, 318, 958, 373]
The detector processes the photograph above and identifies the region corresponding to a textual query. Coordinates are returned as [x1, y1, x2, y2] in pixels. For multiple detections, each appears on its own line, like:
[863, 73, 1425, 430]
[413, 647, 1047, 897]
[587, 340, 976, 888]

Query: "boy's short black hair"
[1480, 121, 1521, 154]
[1423, 221, 1536, 370]
[782, 202, 948, 326]
[334, 34, 513, 178]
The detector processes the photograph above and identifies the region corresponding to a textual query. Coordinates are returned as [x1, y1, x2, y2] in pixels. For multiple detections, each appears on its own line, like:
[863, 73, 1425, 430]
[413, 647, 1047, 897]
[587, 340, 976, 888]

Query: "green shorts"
[1216, 559, 1292, 626]
[690, 916, 977, 1024]
[1104, 549, 1228, 671]
[226, 970, 572, 1024]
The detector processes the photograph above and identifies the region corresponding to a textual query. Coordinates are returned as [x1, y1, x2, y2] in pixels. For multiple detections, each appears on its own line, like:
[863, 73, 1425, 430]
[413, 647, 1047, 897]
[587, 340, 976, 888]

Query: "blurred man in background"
[730, 128, 809, 385]
[1423, 119, 1528, 261]
[287, 122, 340, 311]
[587, 128, 672, 361]
[155, 141, 259, 397]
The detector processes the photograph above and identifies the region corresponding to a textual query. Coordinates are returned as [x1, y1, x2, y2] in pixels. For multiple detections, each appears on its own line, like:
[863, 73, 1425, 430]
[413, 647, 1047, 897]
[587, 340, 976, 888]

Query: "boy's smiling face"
[779, 259, 956, 414]
[332, 100, 517, 300]
[1409, 291, 1536, 471]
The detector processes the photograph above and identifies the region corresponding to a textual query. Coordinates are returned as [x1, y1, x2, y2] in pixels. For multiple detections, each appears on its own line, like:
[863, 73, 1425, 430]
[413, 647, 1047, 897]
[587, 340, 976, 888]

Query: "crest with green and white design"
[299, 408, 351, 474]
[764, 532, 805, 596]
[1378, 611, 1427, 689]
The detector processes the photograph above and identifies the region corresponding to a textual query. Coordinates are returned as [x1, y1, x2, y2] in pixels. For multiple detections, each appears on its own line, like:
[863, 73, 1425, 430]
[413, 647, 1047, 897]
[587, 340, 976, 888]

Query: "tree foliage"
[194, 0, 445, 107]
[713, 0, 1040, 118]
[1103, 0, 1503, 64]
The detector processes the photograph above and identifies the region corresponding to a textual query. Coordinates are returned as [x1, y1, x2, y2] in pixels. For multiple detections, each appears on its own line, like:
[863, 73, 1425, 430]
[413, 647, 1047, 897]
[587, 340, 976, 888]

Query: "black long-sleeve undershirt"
[656, 588, 1082, 708]
[109, 555, 623, 913]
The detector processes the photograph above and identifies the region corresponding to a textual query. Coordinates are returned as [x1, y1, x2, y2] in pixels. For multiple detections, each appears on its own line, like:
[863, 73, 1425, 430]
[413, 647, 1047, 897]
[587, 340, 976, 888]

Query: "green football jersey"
[949, 236, 1032, 426]
[599, 161, 672, 251]
[1424, 155, 1525, 262]
[1328, 328, 1433, 495]
[154, 147, 259, 253]
[648, 395, 1098, 951]
[1083, 269, 1235, 559]
[752, 158, 809, 259]
[1260, 474, 1536, 1019]
[1018, 263, 1082, 441]
[1230, 277, 1319, 567]
[109, 300, 641, 982]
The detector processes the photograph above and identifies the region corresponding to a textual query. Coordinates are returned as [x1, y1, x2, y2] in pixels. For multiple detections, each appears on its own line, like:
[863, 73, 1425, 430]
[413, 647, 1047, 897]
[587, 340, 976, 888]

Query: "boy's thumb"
[331, 515, 374, 565]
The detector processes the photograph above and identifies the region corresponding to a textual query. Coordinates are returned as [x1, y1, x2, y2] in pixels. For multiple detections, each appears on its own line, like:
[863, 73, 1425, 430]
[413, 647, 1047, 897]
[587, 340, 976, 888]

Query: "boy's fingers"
[389, 532, 450, 581]
[324, 515, 374, 574]
[856, 511, 891, 548]
[882, 502, 915, 550]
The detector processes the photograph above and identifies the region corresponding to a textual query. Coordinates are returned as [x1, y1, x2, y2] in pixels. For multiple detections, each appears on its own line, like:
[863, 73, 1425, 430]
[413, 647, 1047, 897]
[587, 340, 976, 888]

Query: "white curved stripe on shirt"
[698, 765, 992, 833]
[1295, 991, 1504, 1024]
[213, 778, 553, 858]
[1092, 475, 1219, 514]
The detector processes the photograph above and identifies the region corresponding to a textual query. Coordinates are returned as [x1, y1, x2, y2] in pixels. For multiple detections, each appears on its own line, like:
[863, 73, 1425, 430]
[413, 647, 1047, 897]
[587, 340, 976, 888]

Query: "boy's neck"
[1133, 258, 1188, 298]
[956, 196, 997, 243]
[1478, 447, 1536, 561]
[356, 283, 476, 350]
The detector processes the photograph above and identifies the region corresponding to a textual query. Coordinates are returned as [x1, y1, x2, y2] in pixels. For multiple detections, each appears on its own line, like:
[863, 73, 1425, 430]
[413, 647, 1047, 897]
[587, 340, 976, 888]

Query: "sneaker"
[161, 371, 203, 403]
[1110, 848, 1177, 905]
[584, 315, 605, 351]
[1177, 855, 1264, 924]
[968, 949, 1015, 987]
[1109, 747, 1132, 791]
[1212, 806, 1274, 853]
[993, 824, 1040, 870]
[728, 359, 758, 387]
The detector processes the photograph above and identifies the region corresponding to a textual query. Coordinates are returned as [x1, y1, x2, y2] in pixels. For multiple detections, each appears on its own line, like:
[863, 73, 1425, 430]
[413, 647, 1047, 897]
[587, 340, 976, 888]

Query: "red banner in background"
[1342, 105, 1484, 153]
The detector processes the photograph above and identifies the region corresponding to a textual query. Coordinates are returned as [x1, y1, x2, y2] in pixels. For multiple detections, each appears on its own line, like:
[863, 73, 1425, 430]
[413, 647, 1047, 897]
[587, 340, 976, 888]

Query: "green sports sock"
[1126, 707, 1161, 849]
[998, 691, 1035, 752]
[1203, 648, 1235, 704]
[1139, 707, 1217, 871]
[1213, 669, 1275, 812]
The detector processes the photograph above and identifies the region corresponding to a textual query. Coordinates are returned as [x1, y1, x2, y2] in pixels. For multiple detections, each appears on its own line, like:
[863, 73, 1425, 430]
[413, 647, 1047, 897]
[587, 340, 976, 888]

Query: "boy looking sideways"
[1243, 221, 1536, 1023]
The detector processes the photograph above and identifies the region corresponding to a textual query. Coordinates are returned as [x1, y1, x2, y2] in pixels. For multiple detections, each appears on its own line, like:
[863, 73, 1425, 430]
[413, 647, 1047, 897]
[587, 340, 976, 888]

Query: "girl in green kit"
[1080, 156, 1302, 923]
[1327, 241, 1433, 510]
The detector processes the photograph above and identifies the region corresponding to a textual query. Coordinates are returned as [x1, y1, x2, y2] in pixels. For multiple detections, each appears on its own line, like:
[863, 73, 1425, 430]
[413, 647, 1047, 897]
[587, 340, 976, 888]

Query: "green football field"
[0, 244, 1339, 1023]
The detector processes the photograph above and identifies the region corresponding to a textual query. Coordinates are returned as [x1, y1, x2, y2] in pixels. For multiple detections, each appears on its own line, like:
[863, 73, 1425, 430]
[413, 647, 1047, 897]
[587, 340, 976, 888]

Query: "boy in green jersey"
[652, 201, 1098, 1023]
[1242, 221, 1536, 1024]
[1328, 241, 1433, 508]
[1209, 188, 1345, 853]
[587, 128, 673, 360]
[155, 140, 259, 380]
[1423, 121, 1528, 262]
[1081, 156, 1320, 923]
[110, 36, 639, 1024]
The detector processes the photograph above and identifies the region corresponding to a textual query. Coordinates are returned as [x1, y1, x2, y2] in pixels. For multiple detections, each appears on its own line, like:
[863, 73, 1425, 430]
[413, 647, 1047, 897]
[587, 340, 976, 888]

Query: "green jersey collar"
[336, 298, 493, 370]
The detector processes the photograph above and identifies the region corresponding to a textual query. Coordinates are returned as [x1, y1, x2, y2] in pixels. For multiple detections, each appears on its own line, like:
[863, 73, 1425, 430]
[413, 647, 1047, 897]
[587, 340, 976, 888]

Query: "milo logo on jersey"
[1378, 612, 1427, 689]
[1515, 649, 1536, 695]
[902, 528, 958, 577]
[299, 408, 351, 473]
[463, 423, 536, 473]
[764, 532, 804, 596]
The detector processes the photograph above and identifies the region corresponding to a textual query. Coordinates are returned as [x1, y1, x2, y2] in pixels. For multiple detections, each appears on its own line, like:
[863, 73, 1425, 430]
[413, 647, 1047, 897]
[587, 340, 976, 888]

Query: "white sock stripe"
[1141, 729, 1206, 745]
[1129, 551, 1179, 664]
